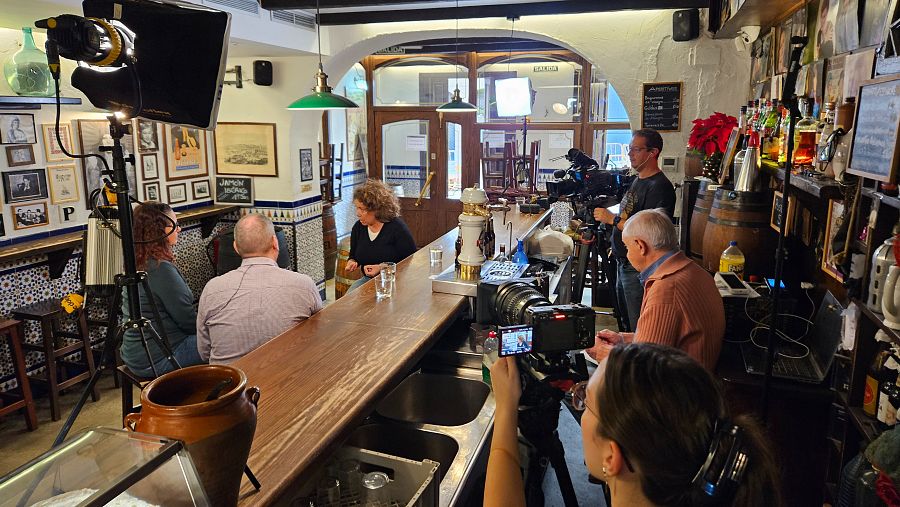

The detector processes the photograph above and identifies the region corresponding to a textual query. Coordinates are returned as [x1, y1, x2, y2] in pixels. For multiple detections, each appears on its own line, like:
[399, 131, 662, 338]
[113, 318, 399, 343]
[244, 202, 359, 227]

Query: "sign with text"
[848, 77, 900, 182]
[641, 82, 682, 132]
[215, 176, 253, 206]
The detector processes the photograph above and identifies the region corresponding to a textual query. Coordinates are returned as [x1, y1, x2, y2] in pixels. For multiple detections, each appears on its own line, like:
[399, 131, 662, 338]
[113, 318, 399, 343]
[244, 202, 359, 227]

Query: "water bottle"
[513, 239, 529, 265]
[719, 241, 746, 279]
[482, 331, 498, 386]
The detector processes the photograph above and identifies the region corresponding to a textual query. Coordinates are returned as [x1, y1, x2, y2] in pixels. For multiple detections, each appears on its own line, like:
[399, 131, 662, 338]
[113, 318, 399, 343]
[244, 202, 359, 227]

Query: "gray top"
[120, 259, 197, 370]
[197, 257, 323, 364]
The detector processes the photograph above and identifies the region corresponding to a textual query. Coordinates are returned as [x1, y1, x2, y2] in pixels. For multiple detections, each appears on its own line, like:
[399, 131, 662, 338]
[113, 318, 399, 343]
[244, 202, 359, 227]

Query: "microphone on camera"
[552, 169, 569, 179]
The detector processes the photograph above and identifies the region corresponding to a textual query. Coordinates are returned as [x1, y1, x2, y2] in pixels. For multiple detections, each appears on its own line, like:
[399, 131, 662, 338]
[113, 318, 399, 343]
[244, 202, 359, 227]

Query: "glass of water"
[429, 246, 443, 265]
[376, 262, 396, 300]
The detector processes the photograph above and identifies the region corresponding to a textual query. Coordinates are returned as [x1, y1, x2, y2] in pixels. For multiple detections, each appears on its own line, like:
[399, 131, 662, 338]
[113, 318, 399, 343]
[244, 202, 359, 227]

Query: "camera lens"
[494, 281, 550, 326]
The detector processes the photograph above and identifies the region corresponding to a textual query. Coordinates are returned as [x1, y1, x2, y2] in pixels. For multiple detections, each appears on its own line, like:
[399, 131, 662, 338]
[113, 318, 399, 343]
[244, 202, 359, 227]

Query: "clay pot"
[125, 365, 260, 506]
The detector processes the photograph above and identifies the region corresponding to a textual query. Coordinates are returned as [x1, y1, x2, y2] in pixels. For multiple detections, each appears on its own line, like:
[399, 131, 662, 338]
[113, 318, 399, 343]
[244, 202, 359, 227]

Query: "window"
[477, 55, 582, 123]
[374, 58, 470, 107]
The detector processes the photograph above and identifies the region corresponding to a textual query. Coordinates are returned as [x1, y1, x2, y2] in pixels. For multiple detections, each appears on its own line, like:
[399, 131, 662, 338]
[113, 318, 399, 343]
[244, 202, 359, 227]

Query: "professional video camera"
[476, 279, 594, 356]
[545, 148, 632, 205]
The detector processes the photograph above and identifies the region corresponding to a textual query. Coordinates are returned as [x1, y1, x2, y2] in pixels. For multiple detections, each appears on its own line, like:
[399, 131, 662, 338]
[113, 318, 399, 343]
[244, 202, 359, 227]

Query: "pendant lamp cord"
[316, 0, 323, 67]
[507, 17, 515, 74]
[455, 0, 460, 90]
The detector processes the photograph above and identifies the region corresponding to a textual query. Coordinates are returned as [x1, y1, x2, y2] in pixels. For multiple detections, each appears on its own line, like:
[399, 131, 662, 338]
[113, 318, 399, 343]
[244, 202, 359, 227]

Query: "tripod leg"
[546, 434, 579, 507]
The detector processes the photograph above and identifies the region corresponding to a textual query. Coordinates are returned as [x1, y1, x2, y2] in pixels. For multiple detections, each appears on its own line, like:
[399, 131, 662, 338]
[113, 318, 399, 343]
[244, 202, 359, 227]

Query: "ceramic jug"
[882, 265, 900, 330]
[125, 365, 259, 506]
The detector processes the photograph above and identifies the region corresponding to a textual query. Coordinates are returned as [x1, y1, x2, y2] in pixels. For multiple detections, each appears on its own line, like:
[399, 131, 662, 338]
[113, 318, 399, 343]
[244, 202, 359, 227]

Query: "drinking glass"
[315, 476, 341, 507]
[375, 262, 396, 300]
[429, 246, 443, 265]
[515, 196, 526, 212]
[380, 261, 397, 277]
[362, 471, 391, 505]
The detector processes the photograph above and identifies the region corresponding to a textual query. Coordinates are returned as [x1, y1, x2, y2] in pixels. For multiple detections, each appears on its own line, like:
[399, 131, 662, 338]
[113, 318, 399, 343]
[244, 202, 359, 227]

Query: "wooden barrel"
[335, 237, 361, 299]
[322, 202, 337, 280]
[702, 189, 775, 276]
[689, 180, 714, 261]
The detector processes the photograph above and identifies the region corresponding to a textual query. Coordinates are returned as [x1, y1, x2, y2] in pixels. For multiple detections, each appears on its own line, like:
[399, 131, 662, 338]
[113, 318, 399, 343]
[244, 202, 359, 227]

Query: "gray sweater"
[120, 259, 197, 370]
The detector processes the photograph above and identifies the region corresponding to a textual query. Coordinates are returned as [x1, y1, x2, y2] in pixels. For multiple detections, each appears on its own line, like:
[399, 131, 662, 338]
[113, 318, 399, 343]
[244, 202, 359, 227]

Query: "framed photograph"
[822, 199, 846, 281]
[848, 76, 900, 182]
[3, 168, 48, 203]
[775, 17, 792, 74]
[143, 181, 160, 201]
[861, 0, 893, 48]
[42, 123, 74, 162]
[214, 122, 278, 177]
[141, 153, 159, 181]
[809, 60, 825, 100]
[770, 191, 796, 235]
[167, 183, 187, 204]
[11, 202, 49, 230]
[0, 215, 5, 238]
[136, 119, 159, 153]
[816, 0, 840, 60]
[5, 144, 35, 167]
[164, 124, 208, 180]
[300, 148, 313, 182]
[192, 179, 211, 200]
[47, 164, 80, 204]
[843, 49, 876, 101]
[824, 54, 846, 106]
[0, 113, 37, 144]
[835, 0, 860, 54]
[77, 119, 136, 208]
[345, 85, 368, 171]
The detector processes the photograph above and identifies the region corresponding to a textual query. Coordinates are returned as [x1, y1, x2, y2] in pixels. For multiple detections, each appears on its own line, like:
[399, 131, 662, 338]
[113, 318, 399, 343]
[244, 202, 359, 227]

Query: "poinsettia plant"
[687, 112, 739, 157]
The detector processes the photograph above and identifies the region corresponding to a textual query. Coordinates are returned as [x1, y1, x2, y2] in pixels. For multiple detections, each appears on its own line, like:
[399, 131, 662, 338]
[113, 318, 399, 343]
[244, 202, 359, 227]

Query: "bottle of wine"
[482, 217, 496, 259]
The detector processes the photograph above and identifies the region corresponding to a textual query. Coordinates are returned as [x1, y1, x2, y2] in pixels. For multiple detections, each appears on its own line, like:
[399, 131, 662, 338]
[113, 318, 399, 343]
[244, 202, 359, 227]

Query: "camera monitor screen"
[498, 325, 534, 357]
[495, 77, 533, 117]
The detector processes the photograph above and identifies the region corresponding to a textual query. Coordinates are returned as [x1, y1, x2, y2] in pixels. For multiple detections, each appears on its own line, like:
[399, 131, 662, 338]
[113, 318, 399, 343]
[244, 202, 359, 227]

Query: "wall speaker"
[253, 60, 273, 86]
[673, 9, 700, 42]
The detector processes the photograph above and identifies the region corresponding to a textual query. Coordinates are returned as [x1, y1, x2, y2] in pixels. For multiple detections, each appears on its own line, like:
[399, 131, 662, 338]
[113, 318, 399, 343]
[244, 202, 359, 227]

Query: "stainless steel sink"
[376, 372, 490, 426]
[346, 423, 459, 480]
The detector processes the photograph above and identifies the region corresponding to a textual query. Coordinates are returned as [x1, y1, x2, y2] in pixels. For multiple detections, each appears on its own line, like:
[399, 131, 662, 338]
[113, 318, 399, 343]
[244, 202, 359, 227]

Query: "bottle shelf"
[861, 187, 900, 211]
[0, 95, 82, 110]
[760, 160, 844, 199]
[712, 0, 806, 39]
[853, 298, 900, 347]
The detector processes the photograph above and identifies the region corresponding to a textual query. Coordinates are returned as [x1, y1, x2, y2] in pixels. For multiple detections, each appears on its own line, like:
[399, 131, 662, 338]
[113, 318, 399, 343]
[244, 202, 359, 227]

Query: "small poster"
[405, 135, 427, 151]
[300, 148, 313, 182]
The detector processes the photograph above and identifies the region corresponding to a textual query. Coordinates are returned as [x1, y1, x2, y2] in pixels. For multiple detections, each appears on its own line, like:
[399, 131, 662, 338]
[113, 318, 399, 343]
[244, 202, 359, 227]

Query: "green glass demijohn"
[4, 27, 55, 97]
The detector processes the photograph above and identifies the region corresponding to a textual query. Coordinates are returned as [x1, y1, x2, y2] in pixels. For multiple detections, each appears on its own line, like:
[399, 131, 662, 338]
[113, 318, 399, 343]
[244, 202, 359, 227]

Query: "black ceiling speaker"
[253, 60, 273, 86]
[673, 9, 700, 42]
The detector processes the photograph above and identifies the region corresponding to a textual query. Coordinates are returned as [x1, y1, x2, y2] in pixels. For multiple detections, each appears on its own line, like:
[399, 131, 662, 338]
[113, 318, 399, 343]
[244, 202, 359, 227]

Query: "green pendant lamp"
[288, 0, 358, 110]
[436, 0, 476, 113]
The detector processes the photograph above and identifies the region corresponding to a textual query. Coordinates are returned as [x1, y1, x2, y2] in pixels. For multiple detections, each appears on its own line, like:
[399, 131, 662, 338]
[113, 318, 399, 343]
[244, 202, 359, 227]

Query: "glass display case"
[0, 427, 208, 507]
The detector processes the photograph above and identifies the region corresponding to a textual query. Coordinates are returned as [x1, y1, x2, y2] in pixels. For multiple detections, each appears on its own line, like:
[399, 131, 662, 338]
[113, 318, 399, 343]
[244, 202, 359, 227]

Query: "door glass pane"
[374, 59, 469, 106]
[593, 129, 633, 170]
[382, 120, 430, 199]
[479, 129, 575, 191]
[477, 55, 582, 123]
[589, 68, 630, 122]
[447, 122, 462, 199]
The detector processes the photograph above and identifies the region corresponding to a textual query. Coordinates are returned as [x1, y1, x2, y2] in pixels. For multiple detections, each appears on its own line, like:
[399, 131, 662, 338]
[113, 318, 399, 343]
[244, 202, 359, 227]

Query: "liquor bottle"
[454, 225, 463, 273]
[877, 350, 899, 427]
[792, 98, 818, 168]
[482, 217, 496, 259]
[864, 332, 893, 416]
[816, 102, 836, 173]
[514, 239, 529, 265]
[762, 100, 780, 159]
[777, 106, 792, 164]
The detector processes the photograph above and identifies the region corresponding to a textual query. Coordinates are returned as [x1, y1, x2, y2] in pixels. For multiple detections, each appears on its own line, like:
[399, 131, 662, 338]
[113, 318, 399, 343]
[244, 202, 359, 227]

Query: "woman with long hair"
[486, 343, 782, 506]
[345, 179, 416, 291]
[120, 201, 204, 377]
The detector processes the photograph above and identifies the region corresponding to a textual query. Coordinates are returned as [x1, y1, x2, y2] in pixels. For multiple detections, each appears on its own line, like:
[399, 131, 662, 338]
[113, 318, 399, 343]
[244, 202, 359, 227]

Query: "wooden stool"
[117, 364, 152, 422]
[0, 320, 38, 430]
[12, 299, 99, 421]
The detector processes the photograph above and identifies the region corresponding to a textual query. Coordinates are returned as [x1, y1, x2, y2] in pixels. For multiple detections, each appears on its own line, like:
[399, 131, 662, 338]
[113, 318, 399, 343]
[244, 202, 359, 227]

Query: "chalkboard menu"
[848, 77, 900, 183]
[215, 176, 253, 206]
[641, 82, 682, 131]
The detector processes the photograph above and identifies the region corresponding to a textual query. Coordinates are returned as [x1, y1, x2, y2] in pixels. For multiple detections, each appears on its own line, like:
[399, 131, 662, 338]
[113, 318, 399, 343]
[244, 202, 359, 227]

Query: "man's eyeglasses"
[570, 381, 636, 473]
[627, 146, 650, 155]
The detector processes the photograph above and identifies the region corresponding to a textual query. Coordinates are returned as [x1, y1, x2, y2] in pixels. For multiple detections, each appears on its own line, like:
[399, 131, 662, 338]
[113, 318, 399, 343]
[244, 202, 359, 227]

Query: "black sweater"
[349, 218, 417, 268]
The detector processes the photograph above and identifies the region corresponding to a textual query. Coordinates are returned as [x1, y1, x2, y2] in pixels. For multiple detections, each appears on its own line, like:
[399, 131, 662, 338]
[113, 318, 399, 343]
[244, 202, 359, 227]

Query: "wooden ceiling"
[259, 0, 710, 25]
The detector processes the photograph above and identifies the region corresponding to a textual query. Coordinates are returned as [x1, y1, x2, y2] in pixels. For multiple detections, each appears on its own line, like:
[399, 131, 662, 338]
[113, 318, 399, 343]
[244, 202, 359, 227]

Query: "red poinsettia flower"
[687, 112, 738, 156]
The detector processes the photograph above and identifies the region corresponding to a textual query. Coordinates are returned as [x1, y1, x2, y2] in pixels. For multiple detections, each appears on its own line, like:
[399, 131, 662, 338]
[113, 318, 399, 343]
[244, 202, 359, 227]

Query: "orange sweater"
[633, 251, 725, 370]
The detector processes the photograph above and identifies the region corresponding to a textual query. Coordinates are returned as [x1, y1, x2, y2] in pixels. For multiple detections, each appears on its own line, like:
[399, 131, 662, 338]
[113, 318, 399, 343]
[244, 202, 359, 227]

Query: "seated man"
[197, 213, 323, 363]
[587, 209, 725, 370]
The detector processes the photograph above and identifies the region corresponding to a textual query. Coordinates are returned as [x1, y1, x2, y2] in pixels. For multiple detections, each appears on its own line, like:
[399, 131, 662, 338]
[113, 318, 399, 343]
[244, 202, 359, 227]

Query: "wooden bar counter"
[236, 209, 550, 506]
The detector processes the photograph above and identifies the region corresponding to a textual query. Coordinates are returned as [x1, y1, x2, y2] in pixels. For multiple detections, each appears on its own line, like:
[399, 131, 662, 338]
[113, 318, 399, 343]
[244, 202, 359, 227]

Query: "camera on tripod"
[545, 148, 631, 206]
[476, 279, 594, 356]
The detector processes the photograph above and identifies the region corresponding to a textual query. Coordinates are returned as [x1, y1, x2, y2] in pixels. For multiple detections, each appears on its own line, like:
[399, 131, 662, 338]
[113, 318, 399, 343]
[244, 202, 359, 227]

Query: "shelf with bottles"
[861, 186, 900, 211]
[846, 405, 883, 443]
[854, 298, 900, 348]
[760, 159, 844, 199]
[710, 0, 806, 39]
[0, 95, 82, 110]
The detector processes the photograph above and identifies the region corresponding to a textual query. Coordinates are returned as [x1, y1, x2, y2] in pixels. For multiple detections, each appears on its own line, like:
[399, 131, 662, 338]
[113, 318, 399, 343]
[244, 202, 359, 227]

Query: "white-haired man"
[197, 213, 323, 363]
[587, 208, 725, 370]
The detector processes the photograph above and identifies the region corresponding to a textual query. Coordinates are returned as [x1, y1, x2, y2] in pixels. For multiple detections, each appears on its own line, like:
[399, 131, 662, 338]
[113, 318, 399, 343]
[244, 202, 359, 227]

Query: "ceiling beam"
[260, 1, 709, 24]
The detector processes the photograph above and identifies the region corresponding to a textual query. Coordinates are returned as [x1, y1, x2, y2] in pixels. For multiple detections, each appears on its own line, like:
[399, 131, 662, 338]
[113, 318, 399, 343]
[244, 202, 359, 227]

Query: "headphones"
[690, 420, 750, 502]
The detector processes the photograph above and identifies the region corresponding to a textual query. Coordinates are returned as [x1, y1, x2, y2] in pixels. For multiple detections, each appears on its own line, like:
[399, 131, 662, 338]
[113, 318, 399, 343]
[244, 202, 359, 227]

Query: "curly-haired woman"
[345, 179, 417, 292]
[120, 201, 204, 377]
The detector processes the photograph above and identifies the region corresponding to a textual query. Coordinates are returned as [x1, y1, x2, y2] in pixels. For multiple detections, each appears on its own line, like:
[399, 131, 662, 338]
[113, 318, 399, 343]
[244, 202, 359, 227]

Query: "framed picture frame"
[848, 75, 900, 182]
[77, 119, 136, 208]
[300, 148, 313, 182]
[822, 199, 846, 282]
[47, 164, 80, 204]
[192, 179, 211, 200]
[143, 181, 160, 201]
[3, 168, 48, 203]
[167, 182, 187, 204]
[5, 144, 35, 167]
[0, 113, 37, 144]
[141, 153, 159, 181]
[214, 122, 278, 177]
[11, 202, 49, 230]
[164, 124, 208, 181]
[770, 191, 796, 235]
[136, 119, 159, 153]
[42, 123, 74, 162]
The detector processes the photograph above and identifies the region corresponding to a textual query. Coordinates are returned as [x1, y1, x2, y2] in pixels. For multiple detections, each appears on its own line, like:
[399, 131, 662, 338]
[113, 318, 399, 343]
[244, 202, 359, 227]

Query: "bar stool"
[0, 320, 38, 430]
[12, 299, 100, 421]
[117, 364, 152, 421]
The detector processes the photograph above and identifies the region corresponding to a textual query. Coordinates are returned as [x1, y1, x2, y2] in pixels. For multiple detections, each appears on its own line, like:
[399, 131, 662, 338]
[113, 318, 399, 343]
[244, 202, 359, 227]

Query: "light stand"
[761, 35, 809, 421]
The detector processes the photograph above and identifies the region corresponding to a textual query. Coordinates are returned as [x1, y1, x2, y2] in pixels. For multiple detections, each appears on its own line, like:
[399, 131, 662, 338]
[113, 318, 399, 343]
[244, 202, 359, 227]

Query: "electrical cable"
[728, 285, 816, 360]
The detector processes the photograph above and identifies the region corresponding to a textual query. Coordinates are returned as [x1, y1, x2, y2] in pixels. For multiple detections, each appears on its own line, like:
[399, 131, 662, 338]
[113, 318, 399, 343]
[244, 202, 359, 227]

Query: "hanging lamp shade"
[437, 88, 477, 112]
[288, 63, 359, 110]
